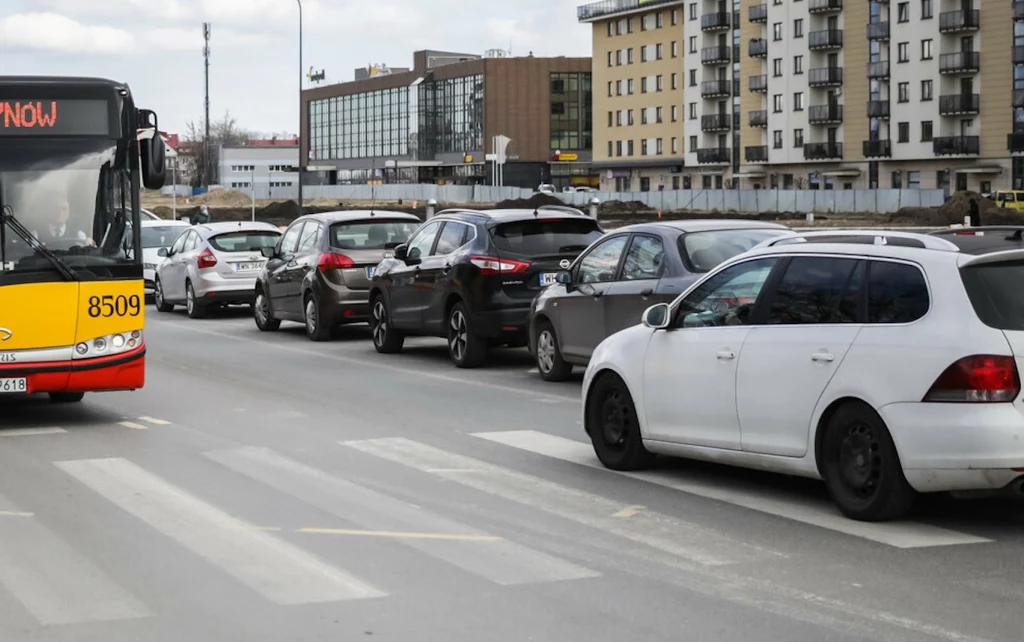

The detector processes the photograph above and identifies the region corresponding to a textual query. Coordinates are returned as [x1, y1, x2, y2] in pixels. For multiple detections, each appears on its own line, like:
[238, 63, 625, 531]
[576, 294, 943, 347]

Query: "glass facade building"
[550, 72, 593, 152]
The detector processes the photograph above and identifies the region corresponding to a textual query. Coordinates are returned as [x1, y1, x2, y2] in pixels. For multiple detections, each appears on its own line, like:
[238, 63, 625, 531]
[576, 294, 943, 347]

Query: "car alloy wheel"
[372, 300, 388, 347]
[449, 308, 468, 363]
[186, 286, 194, 314]
[305, 298, 317, 335]
[536, 328, 557, 374]
[154, 282, 163, 307]
[255, 292, 270, 325]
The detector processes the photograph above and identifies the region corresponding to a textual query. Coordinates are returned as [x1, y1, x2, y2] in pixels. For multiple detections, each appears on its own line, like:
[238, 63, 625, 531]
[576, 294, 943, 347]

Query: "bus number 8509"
[88, 295, 142, 318]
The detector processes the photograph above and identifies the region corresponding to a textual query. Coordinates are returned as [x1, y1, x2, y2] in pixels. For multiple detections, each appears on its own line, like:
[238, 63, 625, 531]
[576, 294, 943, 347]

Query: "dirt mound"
[495, 193, 566, 209]
[938, 190, 999, 218]
[599, 200, 652, 214]
[192, 189, 254, 208]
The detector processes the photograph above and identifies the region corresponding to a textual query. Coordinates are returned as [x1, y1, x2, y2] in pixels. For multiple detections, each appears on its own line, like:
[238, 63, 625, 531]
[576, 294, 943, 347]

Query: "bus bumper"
[0, 346, 146, 394]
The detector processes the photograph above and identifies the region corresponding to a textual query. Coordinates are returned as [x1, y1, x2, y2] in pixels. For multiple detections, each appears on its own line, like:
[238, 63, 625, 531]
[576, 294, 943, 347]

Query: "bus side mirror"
[138, 109, 167, 190]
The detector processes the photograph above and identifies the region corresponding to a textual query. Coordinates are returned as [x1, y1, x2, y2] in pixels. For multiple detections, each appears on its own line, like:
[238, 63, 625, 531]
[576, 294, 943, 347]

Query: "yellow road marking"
[118, 421, 147, 430]
[612, 505, 646, 518]
[297, 528, 501, 542]
[139, 417, 171, 425]
[0, 511, 34, 517]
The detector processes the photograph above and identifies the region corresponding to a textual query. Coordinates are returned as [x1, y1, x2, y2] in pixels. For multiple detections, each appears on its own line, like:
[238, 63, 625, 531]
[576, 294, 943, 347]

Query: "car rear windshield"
[960, 259, 1024, 330]
[209, 231, 281, 253]
[681, 229, 789, 272]
[330, 220, 419, 250]
[490, 218, 603, 257]
[141, 226, 186, 249]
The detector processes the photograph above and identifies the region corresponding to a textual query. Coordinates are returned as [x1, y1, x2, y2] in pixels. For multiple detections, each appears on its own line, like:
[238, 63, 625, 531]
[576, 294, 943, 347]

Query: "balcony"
[577, 0, 680, 21]
[1016, 0, 1024, 21]
[867, 100, 890, 119]
[701, 45, 731, 65]
[1010, 132, 1024, 153]
[803, 142, 843, 160]
[749, 4, 768, 22]
[697, 147, 731, 164]
[809, 29, 843, 50]
[701, 113, 732, 132]
[809, 104, 844, 124]
[808, 0, 843, 13]
[701, 79, 732, 98]
[867, 60, 890, 78]
[808, 66, 843, 87]
[745, 146, 769, 163]
[933, 136, 980, 156]
[866, 21, 890, 41]
[748, 74, 768, 92]
[938, 10, 980, 33]
[749, 38, 768, 58]
[939, 51, 980, 75]
[1015, 45, 1024, 65]
[749, 109, 768, 127]
[1014, 89, 1024, 108]
[701, 11, 731, 31]
[862, 139, 892, 158]
[938, 93, 980, 116]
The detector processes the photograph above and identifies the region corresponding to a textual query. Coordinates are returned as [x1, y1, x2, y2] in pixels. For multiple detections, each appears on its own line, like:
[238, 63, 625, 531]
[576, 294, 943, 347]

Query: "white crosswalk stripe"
[341, 437, 786, 567]
[204, 446, 600, 586]
[56, 457, 386, 605]
[471, 430, 992, 550]
[0, 493, 149, 625]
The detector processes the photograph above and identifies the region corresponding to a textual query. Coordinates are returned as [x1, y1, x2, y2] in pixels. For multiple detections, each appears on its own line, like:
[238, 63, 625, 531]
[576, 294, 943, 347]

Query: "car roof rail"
[930, 226, 1024, 240]
[534, 204, 588, 216]
[756, 229, 962, 252]
[433, 207, 487, 217]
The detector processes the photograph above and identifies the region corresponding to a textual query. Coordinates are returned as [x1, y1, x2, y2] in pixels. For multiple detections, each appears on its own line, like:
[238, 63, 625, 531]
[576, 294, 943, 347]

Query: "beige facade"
[582, 0, 688, 191]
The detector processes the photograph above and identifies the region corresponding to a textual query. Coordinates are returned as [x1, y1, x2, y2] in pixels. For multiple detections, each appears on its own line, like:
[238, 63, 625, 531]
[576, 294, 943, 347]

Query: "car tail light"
[923, 355, 1021, 403]
[197, 248, 218, 269]
[469, 256, 530, 275]
[318, 252, 355, 272]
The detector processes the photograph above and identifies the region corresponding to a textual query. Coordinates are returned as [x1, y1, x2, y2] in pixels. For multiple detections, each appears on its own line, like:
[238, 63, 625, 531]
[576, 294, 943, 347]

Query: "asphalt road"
[2, 305, 1024, 642]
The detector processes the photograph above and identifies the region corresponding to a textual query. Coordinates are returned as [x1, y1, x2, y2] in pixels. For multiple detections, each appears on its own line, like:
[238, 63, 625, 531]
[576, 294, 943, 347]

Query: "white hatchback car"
[582, 228, 1024, 521]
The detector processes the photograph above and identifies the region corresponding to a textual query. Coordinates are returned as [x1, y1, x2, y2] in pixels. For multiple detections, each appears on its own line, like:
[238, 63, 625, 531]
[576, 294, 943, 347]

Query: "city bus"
[0, 76, 166, 403]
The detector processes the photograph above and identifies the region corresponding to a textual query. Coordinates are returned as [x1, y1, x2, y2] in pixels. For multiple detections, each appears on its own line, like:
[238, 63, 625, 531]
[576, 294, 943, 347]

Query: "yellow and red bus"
[0, 76, 166, 403]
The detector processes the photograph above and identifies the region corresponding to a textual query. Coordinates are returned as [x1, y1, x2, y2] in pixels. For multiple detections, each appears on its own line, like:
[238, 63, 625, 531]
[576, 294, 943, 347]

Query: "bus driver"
[33, 197, 95, 248]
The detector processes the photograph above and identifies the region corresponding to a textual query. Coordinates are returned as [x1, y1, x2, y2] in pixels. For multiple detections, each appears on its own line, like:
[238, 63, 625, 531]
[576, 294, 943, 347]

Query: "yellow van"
[993, 190, 1024, 212]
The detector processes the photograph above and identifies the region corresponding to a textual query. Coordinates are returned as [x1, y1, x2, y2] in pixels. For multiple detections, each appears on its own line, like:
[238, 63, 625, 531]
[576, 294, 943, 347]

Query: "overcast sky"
[1, 0, 592, 138]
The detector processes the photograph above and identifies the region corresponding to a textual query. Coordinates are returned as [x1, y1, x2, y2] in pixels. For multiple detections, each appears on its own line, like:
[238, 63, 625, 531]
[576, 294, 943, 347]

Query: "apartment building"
[739, 0, 1017, 192]
[579, 0, 690, 191]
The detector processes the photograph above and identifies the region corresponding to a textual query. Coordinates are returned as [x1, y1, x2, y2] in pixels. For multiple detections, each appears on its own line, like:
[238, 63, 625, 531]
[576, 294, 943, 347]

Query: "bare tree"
[180, 111, 255, 187]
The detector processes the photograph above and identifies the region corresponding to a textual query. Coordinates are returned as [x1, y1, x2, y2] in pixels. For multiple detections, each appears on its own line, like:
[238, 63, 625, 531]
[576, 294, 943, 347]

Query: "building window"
[921, 79, 933, 101]
[309, 83, 419, 161]
[773, 58, 783, 76]
[921, 120, 933, 142]
[550, 72, 593, 151]
[898, 2, 909, 22]
[672, 41, 678, 57]
[672, 137, 678, 154]
[689, 69, 697, 86]
[773, 94, 783, 112]
[793, 19, 803, 38]
[898, 82, 909, 102]
[689, 135, 697, 151]
[898, 42, 909, 62]
[689, 3, 697, 20]
[773, 22, 782, 40]
[671, 73, 678, 90]
[794, 55, 803, 74]
[671, 105, 678, 121]
[773, 130, 783, 149]
[656, 138, 663, 154]
[921, 0, 932, 19]
[793, 92, 804, 111]
[689, 36, 697, 53]
[898, 122, 910, 143]
[689, 102, 697, 119]
[921, 39, 933, 60]
[794, 128, 804, 147]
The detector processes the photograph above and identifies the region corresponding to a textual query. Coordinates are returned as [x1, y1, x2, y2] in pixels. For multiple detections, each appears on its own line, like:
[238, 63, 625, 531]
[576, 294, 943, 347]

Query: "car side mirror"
[642, 303, 671, 330]
[157, 247, 168, 257]
[261, 246, 276, 259]
[393, 243, 409, 261]
[555, 271, 572, 285]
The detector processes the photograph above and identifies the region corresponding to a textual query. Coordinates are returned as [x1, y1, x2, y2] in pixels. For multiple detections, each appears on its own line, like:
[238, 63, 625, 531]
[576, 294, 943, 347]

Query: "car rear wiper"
[558, 245, 589, 253]
[1, 205, 78, 281]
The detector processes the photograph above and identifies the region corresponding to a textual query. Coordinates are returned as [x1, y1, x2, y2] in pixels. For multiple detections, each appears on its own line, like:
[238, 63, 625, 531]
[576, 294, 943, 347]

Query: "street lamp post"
[296, 0, 304, 216]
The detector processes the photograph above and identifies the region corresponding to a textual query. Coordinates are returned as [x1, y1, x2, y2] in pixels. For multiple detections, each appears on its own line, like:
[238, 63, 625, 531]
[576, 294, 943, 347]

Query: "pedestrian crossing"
[0, 426, 1007, 631]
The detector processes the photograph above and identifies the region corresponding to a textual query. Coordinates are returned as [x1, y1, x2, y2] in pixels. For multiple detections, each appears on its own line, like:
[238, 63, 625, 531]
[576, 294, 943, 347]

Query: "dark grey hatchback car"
[528, 220, 791, 381]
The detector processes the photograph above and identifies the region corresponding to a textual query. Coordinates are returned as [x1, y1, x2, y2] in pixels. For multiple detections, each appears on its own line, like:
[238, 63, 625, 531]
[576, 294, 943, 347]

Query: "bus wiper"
[1, 205, 78, 281]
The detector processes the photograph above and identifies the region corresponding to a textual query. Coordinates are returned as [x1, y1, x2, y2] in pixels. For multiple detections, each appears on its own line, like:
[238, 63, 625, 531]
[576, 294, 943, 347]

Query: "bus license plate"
[366, 266, 375, 278]
[0, 378, 27, 394]
[234, 262, 262, 272]
[540, 273, 558, 286]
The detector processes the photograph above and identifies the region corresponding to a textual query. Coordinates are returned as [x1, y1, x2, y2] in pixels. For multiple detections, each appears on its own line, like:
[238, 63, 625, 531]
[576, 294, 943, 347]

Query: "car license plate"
[0, 378, 27, 394]
[366, 266, 375, 278]
[539, 273, 558, 286]
[234, 262, 262, 272]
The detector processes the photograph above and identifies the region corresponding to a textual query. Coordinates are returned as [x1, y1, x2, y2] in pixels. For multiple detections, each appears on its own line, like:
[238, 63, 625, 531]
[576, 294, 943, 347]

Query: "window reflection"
[550, 72, 593, 151]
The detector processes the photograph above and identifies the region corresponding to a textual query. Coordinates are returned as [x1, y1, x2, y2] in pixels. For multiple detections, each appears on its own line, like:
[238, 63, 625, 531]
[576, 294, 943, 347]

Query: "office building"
[300, 50, 596, 189]
[218, 138, 299, 194]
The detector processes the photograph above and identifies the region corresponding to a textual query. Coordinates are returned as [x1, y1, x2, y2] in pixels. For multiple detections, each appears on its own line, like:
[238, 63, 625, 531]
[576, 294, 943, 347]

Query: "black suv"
[368, 206, 604, 367]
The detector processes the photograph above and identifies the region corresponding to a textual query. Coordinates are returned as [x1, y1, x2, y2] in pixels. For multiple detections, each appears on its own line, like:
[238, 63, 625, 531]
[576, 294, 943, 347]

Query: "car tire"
[586, 372, 653, 471]
[185, 281, 206, 319]
[533, 320, 573, 381]
[304, 293, 332, 342]
[153, 278, 174, 313]
[821, 401, 917, 522]
[447, 302, 486, 368]
[253, 288, 280, 332]
[49, 392, 84, 403]
[370, 295, 404, 353]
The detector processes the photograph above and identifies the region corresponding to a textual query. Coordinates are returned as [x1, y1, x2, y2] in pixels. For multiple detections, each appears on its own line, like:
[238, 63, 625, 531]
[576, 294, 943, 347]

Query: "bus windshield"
[0, 138, 137, 280]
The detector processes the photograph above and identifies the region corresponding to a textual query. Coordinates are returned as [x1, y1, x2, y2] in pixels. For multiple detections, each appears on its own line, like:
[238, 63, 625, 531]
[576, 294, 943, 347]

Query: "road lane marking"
[118, 422, 148, 431]
[341, 437, 783, 567]
[205, 446, 598, 586]
[56, 457, 385, 605]
[161, 322, 576, 405]
[472, 430, 992, 550]
[298, 528, 502, 542]
[0, 493, 150, 625]
[0, 427, 67, 437]
[0, 511, 34, 517]
[138, 417, 171, 425]
[612, 505, 646, 518]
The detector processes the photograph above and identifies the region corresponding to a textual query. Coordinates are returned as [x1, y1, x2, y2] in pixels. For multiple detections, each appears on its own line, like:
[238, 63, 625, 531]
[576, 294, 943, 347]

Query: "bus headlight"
[73, 330, 144, 360]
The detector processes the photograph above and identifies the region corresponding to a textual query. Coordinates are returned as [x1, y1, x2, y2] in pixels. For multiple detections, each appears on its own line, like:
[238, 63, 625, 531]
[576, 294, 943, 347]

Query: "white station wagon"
[582, 228, 1024, 521]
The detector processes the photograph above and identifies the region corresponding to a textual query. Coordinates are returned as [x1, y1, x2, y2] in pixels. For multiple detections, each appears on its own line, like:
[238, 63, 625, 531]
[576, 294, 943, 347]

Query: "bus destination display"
[0, 99, 111, 136]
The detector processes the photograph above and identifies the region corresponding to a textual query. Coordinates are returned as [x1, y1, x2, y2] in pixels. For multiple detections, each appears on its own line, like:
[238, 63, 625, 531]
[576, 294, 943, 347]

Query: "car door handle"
[440, 264, 451, 274]
[716, 350, 736, 360]
[811, 351, 835, 363]
[640, 288, 653, 298]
